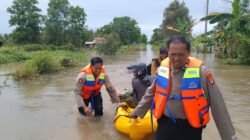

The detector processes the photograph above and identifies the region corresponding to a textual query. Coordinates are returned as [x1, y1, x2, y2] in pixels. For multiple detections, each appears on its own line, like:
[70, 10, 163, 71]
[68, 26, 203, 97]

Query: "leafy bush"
[31, 51, 62, 74]
[60, 44, 76, 51]
[95, 33, 121, 55]
[224, 58, 241, 64]
[23, 44, 45, 51]
[14, 62, 38, 80]
[236, 34, 250, 64]
[0, 47, 30, 64]
[13, 52, 62, 80]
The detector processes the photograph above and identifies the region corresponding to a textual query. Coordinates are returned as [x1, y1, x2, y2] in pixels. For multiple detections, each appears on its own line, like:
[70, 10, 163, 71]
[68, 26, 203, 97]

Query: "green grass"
[0, 47, 30, 64]
[13, 50, 89, 80]
[0, 44, 89, 80]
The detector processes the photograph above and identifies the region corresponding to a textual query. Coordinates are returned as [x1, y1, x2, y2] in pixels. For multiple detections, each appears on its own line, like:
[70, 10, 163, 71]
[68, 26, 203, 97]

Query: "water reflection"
[138, 45, 156, 63]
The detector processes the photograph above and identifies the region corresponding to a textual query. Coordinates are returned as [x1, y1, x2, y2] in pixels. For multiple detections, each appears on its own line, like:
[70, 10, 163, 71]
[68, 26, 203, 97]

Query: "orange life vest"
[80, 64, 105, 99]
[153, 57, 210, 128]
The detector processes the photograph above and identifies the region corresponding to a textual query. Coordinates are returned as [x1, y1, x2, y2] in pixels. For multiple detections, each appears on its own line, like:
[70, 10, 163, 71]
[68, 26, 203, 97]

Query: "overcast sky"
[0, 0, 231, 38]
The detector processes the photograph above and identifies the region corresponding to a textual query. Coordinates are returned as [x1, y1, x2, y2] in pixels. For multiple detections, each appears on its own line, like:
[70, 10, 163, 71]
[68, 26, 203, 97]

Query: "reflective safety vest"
[153, 57, 210, 128]
[80, 64, 105, 99]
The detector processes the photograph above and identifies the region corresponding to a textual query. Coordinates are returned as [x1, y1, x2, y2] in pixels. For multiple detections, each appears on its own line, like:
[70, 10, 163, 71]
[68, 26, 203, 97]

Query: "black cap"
[127, 63, 146, 73]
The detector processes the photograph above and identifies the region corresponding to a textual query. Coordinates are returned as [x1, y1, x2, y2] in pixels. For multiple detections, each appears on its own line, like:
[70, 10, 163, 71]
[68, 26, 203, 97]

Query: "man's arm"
[74, 72, 92, 116]
[74, 72, 86, 108]
[104, 73, 120, 103]
[201, 66, 237, 140]
[130, 79, 156, 118]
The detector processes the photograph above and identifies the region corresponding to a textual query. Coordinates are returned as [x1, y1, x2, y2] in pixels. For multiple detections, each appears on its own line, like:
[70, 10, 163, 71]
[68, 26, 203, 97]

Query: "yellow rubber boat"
[114, 102, 158, 140]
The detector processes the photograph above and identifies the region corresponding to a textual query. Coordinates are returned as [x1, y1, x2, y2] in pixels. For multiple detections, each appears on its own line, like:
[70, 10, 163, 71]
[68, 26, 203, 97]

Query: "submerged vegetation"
[14, 52, 61, 80]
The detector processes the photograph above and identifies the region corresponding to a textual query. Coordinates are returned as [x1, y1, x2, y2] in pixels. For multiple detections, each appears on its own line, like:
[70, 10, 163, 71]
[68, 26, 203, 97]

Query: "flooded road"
[0, 45, 250, 140]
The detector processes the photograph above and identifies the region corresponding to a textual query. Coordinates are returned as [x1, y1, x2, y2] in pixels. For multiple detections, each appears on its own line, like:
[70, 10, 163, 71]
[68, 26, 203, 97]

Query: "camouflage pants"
[119, 90, 137, 108]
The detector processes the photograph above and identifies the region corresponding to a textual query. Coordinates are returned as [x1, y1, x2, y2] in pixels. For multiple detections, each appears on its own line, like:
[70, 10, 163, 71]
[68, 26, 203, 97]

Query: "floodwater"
[0, 45, 249, 140]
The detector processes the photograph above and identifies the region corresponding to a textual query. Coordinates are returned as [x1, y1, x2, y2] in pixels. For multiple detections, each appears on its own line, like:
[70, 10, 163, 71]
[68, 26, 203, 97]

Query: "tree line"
[0, 0, 146, 49]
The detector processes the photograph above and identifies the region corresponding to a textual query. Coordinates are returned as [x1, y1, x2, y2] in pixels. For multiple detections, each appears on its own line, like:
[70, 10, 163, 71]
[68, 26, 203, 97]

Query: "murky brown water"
[0, 45, 249, 140]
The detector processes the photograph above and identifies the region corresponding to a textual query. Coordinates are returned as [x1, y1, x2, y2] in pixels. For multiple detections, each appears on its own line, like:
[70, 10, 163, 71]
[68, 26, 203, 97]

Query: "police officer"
[129, 36, 237, 140]
[74, 57, 120, 116]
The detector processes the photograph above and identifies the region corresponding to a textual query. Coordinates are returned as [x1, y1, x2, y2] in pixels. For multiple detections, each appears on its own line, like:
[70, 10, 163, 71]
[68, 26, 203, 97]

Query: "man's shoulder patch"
[78, 79, 83, 84]
[205, 71, 215, 85]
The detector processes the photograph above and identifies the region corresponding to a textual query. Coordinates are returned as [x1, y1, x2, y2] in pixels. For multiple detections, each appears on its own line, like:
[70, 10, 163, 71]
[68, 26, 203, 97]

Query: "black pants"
[155, 115, 203, 140]
[78, 93, 103, 116]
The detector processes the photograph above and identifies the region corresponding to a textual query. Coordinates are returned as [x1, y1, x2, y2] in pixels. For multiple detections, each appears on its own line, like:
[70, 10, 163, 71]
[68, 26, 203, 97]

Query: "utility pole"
[205, 0, 209, 33]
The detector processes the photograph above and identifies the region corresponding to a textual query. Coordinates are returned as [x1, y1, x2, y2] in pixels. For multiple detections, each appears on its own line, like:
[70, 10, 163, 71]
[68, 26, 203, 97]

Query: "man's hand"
[117, 102, 124, 107]
[83, 106, 92, 116]
[117, 91, 123, 97]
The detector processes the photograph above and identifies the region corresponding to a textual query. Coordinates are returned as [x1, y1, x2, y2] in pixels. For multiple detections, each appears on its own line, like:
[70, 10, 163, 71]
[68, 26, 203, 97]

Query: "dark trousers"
[78, 93, 103, 116]
[155, 115, 203, 140]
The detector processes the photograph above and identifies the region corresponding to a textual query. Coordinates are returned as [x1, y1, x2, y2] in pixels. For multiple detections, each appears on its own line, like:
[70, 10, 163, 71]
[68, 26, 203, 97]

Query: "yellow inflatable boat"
[114, 102, 157, 140]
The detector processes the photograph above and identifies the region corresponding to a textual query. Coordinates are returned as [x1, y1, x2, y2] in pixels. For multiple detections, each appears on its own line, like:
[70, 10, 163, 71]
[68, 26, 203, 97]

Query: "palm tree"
[200, 0, 250, 58]
[166, 18, 198, 39]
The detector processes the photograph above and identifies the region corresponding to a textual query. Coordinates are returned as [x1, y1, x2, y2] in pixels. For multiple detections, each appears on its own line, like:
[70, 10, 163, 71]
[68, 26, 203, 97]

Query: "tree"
[200, 0, 250, 59]
[166, 18, 197, 39]
[150, 28, 164, 45]
[150, 0, 192, 46]
[161, 0, 192, 38]
[96, 16, 142, 45]
[112, 16, 141, 45]
[67, 6, 87, 47]
[84, 29, 95, 41]
[95, 24, 113, 36]
[45, 0, 70, 46]
[7, 0, 42, 44]
[140, 34, 147, 44]
[0, 34, 14, 45]
[96, 32, 121, 55]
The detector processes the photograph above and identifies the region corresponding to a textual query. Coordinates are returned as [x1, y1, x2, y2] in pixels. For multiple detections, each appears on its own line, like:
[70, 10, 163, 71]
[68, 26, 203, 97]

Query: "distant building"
[84, 37, 107, 48]
[84, 41, 95, 48]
